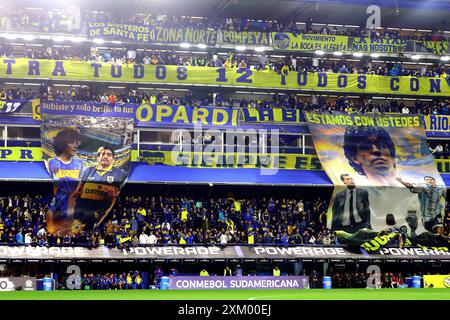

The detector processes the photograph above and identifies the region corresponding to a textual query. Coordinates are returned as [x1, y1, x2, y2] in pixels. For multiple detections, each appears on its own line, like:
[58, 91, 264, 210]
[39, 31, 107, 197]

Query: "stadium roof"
[3, 161, 450, 187]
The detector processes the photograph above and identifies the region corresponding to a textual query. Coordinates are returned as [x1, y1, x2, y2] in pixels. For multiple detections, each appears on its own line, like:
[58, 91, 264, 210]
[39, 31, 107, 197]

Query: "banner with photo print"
[40, 101, 135, 235]
[304, 112, 448, 250]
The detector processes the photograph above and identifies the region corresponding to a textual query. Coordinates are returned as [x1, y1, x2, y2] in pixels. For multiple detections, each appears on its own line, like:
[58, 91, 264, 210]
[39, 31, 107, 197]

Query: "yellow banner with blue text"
[0, 147, 42, 161]
[423, 115, 450, 132]
[0, 58, 450, 96]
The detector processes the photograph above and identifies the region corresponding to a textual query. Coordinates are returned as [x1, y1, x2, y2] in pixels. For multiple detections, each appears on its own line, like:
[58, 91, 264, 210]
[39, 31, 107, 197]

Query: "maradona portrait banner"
[40, 101, 135, 235]
[304, 112, 448, 250]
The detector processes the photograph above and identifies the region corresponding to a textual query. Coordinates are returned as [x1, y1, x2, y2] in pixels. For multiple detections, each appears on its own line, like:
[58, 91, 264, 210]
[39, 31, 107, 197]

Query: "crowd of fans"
[0, 6, 81, 33]
[0, 5, 446, 42]
[0, 194, 334, 247]
[305, 96, 450, 116]
[3, 83, 450, 116]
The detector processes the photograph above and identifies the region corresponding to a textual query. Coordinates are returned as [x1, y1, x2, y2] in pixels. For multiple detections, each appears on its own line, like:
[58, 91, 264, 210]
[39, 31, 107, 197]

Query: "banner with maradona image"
[40, 101, 135, 235]
[304, 112, 448, 250]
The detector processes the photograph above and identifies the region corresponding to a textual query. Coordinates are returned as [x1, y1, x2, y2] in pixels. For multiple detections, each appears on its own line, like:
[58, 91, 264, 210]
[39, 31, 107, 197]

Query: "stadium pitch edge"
[1, 289, 450, 300]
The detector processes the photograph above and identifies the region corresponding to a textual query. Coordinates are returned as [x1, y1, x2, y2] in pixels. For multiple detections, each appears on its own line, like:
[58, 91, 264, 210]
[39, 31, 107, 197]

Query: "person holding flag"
[224, 52, 234, 69]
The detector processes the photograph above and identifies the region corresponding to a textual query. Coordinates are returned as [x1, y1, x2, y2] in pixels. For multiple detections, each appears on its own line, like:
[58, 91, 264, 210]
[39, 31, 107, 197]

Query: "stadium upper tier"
[0, 4, 448, 58]
[0, 7, 448, 40]
[0, 43, 447, 77]
[0, 85, 449, 115]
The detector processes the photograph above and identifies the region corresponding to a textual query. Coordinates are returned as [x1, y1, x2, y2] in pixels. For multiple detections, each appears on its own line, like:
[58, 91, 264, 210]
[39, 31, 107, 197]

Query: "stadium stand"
[0, 191, 333, 247]
[0, 0, 450, 301]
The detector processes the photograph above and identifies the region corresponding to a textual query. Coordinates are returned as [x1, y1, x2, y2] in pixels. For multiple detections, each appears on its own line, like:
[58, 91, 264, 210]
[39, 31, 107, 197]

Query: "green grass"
[0, 288, 450, 300]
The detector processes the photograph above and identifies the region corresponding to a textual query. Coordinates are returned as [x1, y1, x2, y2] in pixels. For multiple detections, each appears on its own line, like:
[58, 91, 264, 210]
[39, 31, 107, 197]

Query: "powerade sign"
[0, 245, 449, 260]
[168, 276, 310, 290]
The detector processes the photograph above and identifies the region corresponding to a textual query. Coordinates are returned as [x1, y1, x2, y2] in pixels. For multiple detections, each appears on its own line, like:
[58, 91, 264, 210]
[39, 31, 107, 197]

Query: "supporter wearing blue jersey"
[46, 128, 84, 234]
[72, 146, 127, 232]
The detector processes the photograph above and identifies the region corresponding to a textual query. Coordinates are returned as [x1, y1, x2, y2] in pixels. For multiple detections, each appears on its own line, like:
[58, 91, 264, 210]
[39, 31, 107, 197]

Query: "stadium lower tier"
[0, 183, 335, 247]
[1, 183, 450, 248]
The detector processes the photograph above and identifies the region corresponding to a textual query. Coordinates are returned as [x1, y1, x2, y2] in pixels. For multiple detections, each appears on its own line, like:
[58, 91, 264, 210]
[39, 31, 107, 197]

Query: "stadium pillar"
[294, 262, 302, 275]
[323, 262, 329, 276]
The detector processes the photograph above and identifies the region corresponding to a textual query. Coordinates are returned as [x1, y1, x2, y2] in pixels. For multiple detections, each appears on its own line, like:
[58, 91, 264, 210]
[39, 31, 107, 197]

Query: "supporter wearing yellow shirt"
[181, 208, 188, 221]
[234, 200, 241, 212]
[225, 218, 235, 231]
[137, 207, 147, 217]
[248, 232, 255, 244]
[273, 266, 281, 276]
[200, 269, 209, 277]
[126, 274, 133, 289]
[136, 274, 143, 289]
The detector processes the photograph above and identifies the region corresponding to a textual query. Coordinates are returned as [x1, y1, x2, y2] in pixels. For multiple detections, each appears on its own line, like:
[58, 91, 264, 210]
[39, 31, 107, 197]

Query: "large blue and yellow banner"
[272, 32, 449, 55]
[88, 21, 270, 46]
[41, 101, 135, 236]
[88, 21, 218, 45]
[23, 101, 450, 135]
[1, 58, 449, 96]
[304, 112, 448, 250]
[33, 101, 240, 127]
